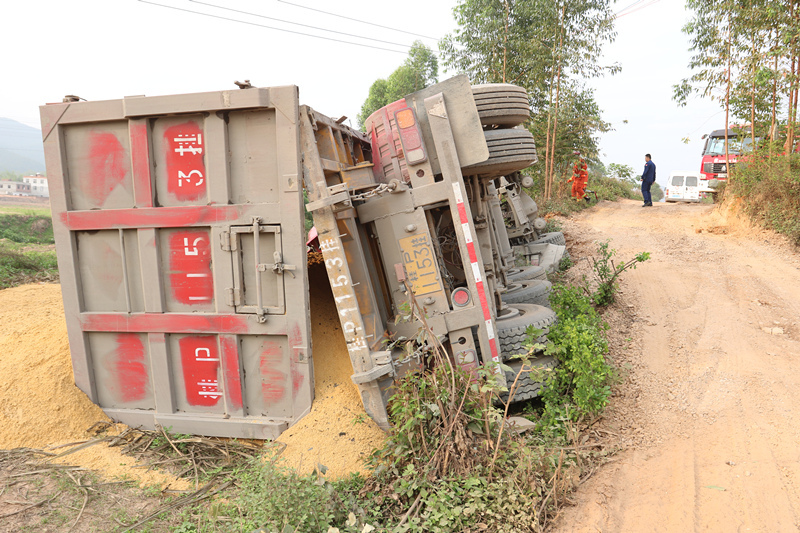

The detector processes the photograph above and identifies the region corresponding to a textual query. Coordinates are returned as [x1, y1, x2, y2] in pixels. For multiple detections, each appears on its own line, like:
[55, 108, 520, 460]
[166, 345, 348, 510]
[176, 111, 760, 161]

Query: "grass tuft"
[0, 212, 58, 289]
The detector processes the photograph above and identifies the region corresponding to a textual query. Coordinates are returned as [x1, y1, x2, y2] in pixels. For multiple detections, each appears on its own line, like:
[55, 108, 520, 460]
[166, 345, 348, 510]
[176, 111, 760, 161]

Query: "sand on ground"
[276, 263, 387, 479]
[553, 199, 800, 532]
[0, 283, 189, 489]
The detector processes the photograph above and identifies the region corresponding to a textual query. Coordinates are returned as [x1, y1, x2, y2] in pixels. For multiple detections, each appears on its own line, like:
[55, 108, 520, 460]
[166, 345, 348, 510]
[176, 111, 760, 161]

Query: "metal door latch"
[258, 251, 296, 278]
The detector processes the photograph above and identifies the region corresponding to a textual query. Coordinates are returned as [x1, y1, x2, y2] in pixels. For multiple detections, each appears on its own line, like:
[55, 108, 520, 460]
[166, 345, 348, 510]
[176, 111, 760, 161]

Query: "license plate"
[399, 234, 442, 296]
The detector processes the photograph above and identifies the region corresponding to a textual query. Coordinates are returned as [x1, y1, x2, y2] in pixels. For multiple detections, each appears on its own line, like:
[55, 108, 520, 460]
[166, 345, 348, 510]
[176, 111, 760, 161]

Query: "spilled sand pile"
[276, 263, 387, 479]
[0, 265, 384, 485]
[0, 283, 188, 489]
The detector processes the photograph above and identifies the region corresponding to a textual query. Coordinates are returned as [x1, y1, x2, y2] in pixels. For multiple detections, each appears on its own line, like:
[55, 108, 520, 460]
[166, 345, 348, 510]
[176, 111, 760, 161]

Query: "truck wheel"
[506, 265, 547, 282]
[531, 231, 566, 246]
[461, 129, 537, 179]
[501, 280, 552, 307]
[471, 84, 530, 127]
[496, 303, 557, 359]
[497, 356, 558, 404]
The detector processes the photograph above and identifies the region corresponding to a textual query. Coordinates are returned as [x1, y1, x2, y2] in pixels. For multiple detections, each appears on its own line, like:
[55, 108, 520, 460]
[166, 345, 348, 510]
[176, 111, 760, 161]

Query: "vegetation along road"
[555, 199, 800, 532]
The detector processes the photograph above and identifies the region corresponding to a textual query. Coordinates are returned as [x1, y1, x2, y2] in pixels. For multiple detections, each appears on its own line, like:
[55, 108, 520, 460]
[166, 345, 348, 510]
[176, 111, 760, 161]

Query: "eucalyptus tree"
[440, 0, 617, 199]
[674, 0, 741, 163]
[676, 0, 800, 156]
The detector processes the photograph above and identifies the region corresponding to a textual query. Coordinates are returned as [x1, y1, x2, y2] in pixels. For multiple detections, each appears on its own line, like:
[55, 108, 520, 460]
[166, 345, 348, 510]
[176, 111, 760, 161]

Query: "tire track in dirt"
[555, 199, 800, 532]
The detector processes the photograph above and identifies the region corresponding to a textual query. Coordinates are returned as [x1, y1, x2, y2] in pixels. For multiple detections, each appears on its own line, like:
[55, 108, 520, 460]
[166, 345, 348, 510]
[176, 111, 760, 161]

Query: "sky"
[1, 0, 724, 188]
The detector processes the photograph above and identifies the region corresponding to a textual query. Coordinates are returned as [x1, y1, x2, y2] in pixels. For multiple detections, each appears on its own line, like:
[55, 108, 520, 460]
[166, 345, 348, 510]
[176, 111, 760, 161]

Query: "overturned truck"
[41, 75, 566, 439]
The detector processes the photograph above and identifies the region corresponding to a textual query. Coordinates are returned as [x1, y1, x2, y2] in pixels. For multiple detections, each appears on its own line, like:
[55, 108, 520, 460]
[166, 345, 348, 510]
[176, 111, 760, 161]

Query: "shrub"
[584, 240, 649, 306]
[0, 213, 54, 244]
[591, 175, 637, 201]
[187, 459, 368, 533]
[538, 285, 613, 430]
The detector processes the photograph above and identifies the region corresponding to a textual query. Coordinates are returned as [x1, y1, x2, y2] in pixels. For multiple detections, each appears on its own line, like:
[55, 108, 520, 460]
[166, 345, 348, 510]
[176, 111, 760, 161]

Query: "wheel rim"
[496, 305, 521, 321]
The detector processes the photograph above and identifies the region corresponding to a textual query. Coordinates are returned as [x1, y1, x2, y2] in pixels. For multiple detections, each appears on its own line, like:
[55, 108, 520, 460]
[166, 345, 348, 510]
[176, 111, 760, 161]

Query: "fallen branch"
[158, 425, 185, 457]
[120, 478, 234, 532]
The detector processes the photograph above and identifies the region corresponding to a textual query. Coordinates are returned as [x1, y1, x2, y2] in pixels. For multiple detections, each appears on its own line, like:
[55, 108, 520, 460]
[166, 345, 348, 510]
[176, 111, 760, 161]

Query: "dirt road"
[555, 199, 800, 533]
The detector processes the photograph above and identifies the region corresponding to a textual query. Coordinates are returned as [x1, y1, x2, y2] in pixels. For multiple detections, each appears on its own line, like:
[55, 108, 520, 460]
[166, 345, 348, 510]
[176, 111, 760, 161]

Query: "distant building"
[0, 180, 31, 196]
[23, 174, 48, 197]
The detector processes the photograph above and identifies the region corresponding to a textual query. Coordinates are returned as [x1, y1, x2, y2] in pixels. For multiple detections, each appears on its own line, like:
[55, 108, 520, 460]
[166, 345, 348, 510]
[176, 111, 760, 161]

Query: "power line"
[137, 1, 408, 54]
[276, 0, 438, 41]
[685, 110, 725, 137]
[615, 0, 647, 16]
[189, 0, 413, 49]
[616, 0, 662, 18]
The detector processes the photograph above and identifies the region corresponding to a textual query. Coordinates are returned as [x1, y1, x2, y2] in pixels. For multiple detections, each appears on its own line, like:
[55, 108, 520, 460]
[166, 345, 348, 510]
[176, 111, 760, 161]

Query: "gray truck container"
[41, 86, 313, 439]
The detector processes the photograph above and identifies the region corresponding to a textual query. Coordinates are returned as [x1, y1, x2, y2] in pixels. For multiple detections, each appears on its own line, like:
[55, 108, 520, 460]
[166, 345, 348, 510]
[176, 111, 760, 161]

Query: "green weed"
[538, 285, 614, 431]
[0, 213, 54, 244]
[182, 459, 368, 533]
[0, 213, 57, 289]
[584, 240, 649, 306]
[0, 244, 58, 289]
[0, 206, 52, 217]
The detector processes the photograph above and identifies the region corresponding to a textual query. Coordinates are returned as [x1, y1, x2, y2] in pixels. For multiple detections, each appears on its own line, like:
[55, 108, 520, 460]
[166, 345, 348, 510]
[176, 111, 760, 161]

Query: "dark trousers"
[641, 179, 654, 205]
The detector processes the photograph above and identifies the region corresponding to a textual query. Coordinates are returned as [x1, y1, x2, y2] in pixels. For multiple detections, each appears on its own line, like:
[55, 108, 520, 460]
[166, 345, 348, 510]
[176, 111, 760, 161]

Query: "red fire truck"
[699, 126, 757, 189]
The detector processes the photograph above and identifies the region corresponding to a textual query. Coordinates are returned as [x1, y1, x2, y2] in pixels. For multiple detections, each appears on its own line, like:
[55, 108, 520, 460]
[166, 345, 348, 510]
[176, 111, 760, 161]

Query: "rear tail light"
[394, 107, 427, 165]
[452, 287, 471, 307]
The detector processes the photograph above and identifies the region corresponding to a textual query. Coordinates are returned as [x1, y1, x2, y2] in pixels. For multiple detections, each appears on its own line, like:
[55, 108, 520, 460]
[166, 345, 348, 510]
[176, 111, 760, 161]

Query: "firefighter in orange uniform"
[568, 152, 589, 201]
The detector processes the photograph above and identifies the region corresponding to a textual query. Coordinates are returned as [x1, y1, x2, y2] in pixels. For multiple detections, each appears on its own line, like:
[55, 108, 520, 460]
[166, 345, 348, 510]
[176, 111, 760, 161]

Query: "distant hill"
[0, 118, 45, 174]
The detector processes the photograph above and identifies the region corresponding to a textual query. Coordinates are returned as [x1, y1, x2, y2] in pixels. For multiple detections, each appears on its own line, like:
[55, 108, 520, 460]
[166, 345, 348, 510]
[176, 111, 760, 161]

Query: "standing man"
[640, 154, 656, 207]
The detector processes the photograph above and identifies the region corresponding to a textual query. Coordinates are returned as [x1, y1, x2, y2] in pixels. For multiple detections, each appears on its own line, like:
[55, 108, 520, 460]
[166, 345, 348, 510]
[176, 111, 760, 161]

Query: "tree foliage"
[606, 163, 637, 184]
[440, 0, 618, 199]
[0, 171, 24, 182]
[676, 0, 800, 154]
[357, 41, 438, 128]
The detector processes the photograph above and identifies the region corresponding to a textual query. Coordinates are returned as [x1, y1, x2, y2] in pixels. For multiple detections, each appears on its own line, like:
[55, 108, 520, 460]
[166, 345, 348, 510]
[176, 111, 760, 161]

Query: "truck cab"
[700, 127, 757, 188]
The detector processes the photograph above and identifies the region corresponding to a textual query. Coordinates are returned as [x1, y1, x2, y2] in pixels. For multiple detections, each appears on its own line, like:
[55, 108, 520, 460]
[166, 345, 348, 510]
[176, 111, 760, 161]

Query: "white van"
[665, 171, 702, 203]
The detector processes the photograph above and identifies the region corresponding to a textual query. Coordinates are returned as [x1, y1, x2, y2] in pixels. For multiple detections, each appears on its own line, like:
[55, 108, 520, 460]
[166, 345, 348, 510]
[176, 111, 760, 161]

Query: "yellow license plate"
[399, 234, 442, 296]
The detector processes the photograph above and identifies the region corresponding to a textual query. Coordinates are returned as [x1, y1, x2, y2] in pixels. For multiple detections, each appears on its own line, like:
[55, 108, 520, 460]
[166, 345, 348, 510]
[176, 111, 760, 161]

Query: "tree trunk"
[543, 84, 554, 199]
[724, 13, 731, 179]
[786, 0, 797, 154]
[771, 26, 778, 141]
[502, 0, 509, 83]
[542, 4, 559, 200]
[546, 4, 565, 200]
[548, 64, 563, 199]
[750, 10, 756, 150]
[787, 55, 795, 152]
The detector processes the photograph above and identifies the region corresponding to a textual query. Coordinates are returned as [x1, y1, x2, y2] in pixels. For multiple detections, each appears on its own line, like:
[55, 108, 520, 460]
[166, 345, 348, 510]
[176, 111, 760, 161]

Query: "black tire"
[498, 356, 558, 404]
[461, 129, 538, 178]
[472, 96, 530, 107]
[531, 231, 566, 246]
[496, 303, 557, 359]
[506, 265, 547, 282]
[471, 83, 531, 126]
[501, 280, 552, 307]
[472, 83, 528, 97]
